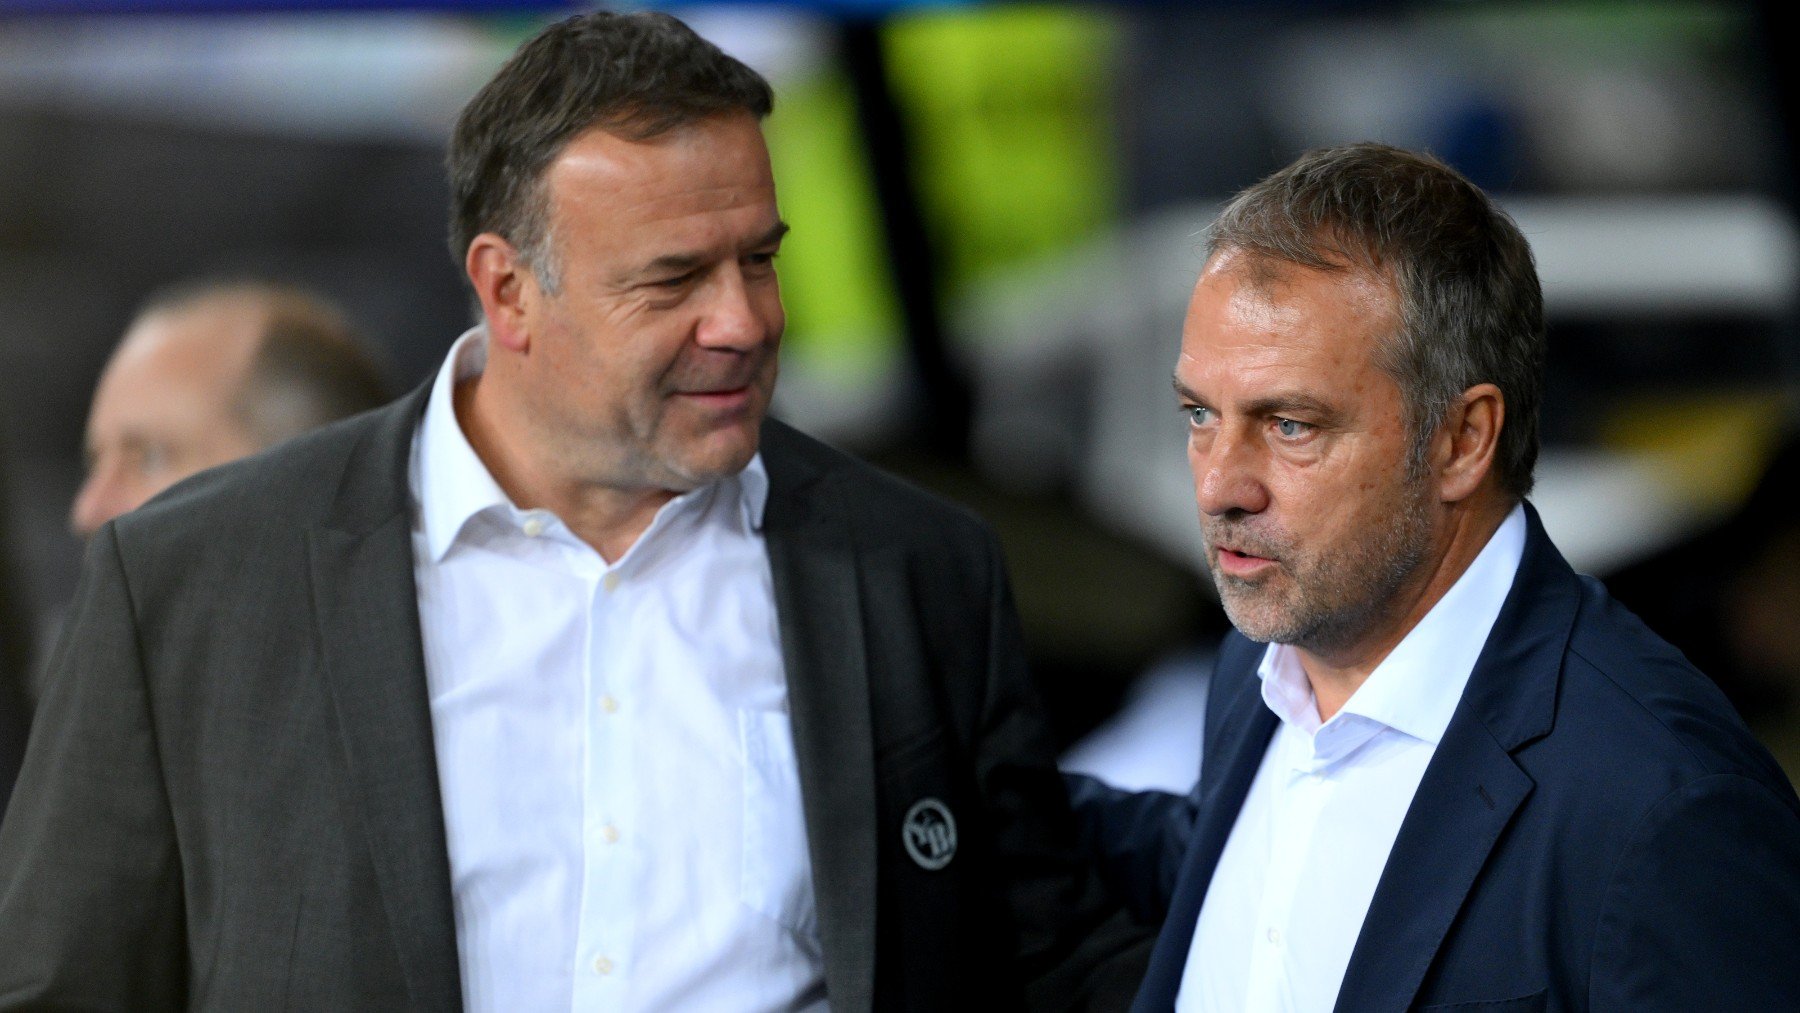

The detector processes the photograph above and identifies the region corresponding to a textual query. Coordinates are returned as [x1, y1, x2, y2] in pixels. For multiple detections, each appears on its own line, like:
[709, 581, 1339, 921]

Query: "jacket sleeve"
[0, 524, 187, 1011]
[1064, 774, 1197, 926]
[969, 533, 1154, 1012]
[1588, 772, 1800, 1010]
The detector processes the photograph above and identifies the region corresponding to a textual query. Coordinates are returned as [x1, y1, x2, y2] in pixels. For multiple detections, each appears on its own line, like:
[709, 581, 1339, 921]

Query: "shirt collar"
[415, 328, 508, 563]
[1256, 503, 1528, 748]
[412, 326, 770, 563]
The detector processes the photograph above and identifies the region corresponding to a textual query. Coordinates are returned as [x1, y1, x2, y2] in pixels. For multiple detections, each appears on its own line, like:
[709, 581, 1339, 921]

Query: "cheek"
[1269, 456, 1366, 532]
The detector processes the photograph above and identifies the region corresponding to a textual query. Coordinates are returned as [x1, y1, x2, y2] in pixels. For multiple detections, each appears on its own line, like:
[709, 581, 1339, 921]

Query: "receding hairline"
[115, 281, 385, 447]
[1201, 241, 1405, 328]
[1204, 227, 1393, 288]
[113, 289, 269, 379]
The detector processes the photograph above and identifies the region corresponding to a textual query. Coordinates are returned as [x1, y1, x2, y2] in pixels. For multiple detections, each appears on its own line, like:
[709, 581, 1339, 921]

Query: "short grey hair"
[1207, 142, 1545, 497]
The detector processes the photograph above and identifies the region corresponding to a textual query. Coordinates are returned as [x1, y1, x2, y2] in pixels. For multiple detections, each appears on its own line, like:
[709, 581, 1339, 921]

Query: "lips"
[1213, 544, 1275, 577]
[1205, 526, 1282, 579]
[673, 386, 754, 412]
[668, 355, 770, 403]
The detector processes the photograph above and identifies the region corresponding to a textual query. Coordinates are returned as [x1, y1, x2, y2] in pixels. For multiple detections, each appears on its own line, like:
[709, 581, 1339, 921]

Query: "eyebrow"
[1171, 374, 1344, 424]
[640, 220, 790, 276]
[1242, 392, 1343, 424]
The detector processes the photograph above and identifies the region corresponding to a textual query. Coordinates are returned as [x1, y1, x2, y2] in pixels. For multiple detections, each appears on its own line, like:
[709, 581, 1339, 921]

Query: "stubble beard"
[1205, 473, 1436, 655]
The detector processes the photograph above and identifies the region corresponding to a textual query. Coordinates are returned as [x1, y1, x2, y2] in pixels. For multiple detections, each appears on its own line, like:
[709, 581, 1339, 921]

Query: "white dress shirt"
[1176, 506, 1527, 1013]
[410, 329, 826, 1012]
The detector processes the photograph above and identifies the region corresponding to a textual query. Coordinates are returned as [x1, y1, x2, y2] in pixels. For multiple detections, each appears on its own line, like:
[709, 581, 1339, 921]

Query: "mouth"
[672, 385, 754, 410]
[1212, 543, 1277, 578]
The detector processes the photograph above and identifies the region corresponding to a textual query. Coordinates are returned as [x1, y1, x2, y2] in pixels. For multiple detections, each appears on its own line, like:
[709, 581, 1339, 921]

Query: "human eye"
[1183, 405, 1215, 428]
[743, 249, 779, 277]
[1273, 417, 1314, 440]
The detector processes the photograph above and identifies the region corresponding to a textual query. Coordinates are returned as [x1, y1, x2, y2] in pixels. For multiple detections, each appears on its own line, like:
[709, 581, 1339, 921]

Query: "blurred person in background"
[70, 278, 390, 539]
[0, 12, 1144, 1010]
[1072, 143, 1800, 1010]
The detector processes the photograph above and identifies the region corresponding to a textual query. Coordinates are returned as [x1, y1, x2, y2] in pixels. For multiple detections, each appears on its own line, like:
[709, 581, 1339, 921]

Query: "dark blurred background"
[3, 0, 1797, 781]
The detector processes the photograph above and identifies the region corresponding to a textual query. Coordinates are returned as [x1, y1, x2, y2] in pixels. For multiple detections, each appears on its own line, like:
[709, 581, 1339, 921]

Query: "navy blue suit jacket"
[1081, 506, 1800, 1011]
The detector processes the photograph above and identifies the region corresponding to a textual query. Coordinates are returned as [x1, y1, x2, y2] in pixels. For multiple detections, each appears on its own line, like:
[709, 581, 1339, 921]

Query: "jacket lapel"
[1133, 638, 1279, 1011]
[307, 388, 462, 1013]
[760, 422, 879, 1010]
[1329, 722, 1532, 1011]
[1331, 504, 1576, 1012]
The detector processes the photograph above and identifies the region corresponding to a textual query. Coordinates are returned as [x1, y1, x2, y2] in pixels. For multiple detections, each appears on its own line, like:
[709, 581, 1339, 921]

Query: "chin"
[672, 429, 761, 484]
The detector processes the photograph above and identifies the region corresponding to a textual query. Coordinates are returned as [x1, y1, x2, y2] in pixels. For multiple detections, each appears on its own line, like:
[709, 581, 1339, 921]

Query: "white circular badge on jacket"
[902, 797, 957, 871]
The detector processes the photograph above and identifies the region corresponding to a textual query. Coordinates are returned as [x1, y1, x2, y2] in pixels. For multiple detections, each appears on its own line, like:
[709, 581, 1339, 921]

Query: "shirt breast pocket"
[739, 708, 818, 940]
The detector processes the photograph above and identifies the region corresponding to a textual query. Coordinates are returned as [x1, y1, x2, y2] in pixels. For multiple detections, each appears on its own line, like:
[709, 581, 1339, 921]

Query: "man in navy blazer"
[1074, 143, 1800, 1010]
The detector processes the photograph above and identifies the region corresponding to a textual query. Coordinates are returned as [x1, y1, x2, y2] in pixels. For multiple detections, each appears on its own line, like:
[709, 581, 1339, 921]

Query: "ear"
[1434, 383, 1503, 504]
[465, 233, 535, 353]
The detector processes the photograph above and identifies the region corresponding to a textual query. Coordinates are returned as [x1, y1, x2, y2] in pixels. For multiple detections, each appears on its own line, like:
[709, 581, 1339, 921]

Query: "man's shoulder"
[759, 418, 995, 549]
[1538, 572, 1793, 805]
[116, 396, 413, 547]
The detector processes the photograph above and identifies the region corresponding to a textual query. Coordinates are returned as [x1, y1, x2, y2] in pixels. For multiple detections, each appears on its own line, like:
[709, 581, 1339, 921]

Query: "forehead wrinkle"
[1194, 258, 1400, 370]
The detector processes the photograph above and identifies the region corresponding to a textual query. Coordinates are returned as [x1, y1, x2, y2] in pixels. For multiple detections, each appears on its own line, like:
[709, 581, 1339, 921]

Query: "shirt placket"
[572, 544, 634, 1007]
[1243, 728, 1333, 1013]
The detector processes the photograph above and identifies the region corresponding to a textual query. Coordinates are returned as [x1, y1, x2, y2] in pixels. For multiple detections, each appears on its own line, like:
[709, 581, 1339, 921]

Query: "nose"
[1191, 425, 1270, 518]
[695, 264, 778, 353]
[69, 460, 141, 538]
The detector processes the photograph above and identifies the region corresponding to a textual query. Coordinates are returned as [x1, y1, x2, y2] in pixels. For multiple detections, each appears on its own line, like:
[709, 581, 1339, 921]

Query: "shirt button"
[603, 572, 621, 592]
[592, 955, 613, 975]
[521, 516, 546, 538]
[1266, 927, 1282, 946]
[601, 824, 620, 844]
[600, 694, 619, 714]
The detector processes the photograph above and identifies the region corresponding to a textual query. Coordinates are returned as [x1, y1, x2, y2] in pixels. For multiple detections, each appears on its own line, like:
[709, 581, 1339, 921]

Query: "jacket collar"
[307, 383, 463, 1012]
[1331, 502, 1575, 1010]
[758, 419, 880, 1008]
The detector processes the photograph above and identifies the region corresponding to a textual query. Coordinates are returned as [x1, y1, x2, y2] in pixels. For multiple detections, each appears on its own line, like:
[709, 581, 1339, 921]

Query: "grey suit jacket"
[0, 386, 1146, 1010]
[0, 669, 22, 822]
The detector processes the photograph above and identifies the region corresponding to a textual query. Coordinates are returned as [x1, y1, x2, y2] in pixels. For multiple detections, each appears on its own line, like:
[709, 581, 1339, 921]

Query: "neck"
[1300, 495, 1514, 721]
[455, 374, 676, 564]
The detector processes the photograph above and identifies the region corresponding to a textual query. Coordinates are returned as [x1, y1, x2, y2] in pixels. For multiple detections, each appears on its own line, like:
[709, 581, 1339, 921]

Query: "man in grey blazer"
[0, 12, 1144, 1010]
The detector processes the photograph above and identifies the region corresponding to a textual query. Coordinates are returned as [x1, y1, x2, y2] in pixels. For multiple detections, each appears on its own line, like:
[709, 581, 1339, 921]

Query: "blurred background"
[2, 0, 1797, 785]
